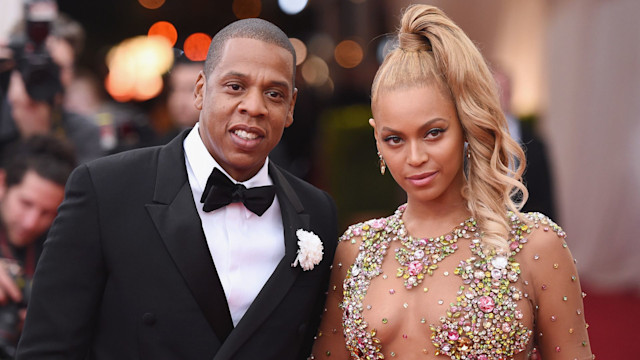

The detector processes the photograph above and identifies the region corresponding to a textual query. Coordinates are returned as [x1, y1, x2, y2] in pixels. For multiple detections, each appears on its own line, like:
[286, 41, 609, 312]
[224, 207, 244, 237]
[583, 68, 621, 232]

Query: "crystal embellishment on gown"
[394, 211, 478, 289]
[337, 205, 574, 360]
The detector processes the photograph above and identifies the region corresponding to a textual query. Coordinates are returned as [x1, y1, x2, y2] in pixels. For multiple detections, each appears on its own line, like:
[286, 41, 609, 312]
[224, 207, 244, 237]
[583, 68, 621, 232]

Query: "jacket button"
[142, 313, 156, 326]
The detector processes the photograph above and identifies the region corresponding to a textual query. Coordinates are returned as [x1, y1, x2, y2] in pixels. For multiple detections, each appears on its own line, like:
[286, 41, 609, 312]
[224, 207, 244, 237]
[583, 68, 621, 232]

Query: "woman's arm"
[523, 219, 594, 360]
[310, 235, 361, 359]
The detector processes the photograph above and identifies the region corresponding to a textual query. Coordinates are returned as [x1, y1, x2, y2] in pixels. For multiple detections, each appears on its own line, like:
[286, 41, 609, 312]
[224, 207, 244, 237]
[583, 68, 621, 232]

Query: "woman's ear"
[369, 118, 377, 137]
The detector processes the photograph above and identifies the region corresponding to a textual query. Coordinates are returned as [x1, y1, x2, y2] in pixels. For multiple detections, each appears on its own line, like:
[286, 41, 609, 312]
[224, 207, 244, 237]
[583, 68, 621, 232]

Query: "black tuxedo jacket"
[16, 131, 338, 360]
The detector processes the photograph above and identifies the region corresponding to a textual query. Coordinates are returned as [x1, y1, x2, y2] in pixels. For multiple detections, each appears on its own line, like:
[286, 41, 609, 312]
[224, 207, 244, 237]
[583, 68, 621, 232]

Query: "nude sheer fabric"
[311, 206, 593, 360]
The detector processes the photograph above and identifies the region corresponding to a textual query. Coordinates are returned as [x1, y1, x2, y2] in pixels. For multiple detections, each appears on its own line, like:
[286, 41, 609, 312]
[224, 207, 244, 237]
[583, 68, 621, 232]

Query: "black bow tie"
[200, 168, 276, 216]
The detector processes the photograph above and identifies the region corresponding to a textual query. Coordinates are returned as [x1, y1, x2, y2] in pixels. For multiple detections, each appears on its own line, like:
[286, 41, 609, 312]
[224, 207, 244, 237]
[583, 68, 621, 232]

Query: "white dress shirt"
[183, 124, 285, 326]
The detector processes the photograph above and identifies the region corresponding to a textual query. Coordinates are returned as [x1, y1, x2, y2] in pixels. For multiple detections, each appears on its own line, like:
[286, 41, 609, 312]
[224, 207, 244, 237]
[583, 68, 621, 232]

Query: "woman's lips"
[406, 171, 437, 186]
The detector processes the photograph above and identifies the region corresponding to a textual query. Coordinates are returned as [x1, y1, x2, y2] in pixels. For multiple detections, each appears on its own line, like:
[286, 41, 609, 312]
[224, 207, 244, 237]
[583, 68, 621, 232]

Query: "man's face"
[168, 63, 202, 128]
[0, 170, 65, 247]
[194, 37, 297, 182]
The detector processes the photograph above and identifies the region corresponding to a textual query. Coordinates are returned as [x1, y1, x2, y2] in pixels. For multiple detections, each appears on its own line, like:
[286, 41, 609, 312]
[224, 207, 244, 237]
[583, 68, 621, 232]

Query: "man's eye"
[266, 90, 283, 98]
[228, 84, 242, 91]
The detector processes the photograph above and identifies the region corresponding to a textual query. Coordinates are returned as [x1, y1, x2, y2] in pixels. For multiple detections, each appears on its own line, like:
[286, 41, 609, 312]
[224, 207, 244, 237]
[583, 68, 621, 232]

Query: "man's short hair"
[3, 135, 77, 188]
[203, 18, 296, 88]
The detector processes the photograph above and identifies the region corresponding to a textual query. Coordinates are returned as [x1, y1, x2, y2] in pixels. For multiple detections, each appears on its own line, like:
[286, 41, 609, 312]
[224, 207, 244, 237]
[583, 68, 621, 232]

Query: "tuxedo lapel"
[145, 132, 234, 343]
[213, 163, 310, 360]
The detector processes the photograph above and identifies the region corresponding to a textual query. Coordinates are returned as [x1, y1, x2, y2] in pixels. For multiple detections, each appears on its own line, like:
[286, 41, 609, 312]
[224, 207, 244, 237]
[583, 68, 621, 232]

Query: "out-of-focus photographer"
[0, 0, 103, 165]
[0, 134, 75, 358]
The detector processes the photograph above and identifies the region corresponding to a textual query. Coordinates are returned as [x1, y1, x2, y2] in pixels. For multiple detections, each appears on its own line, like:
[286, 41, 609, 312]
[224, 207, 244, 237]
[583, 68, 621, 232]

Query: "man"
[156, 58, 204, 145]
[17, 18, 338, 360]
[0, 134, 76, 356]
[0, 10, 103, 165]
[1, 62, 103, 165]
[493, 66, 556, 219]
[167, 58, 203, 131]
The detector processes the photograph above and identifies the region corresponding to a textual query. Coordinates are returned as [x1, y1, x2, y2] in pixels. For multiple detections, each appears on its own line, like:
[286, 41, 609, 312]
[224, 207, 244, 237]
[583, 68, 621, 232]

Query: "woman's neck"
[402, 196, 470, 239]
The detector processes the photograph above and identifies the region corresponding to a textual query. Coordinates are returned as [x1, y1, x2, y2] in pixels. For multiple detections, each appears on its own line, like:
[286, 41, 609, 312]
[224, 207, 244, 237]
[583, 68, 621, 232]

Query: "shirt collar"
[184, 122, 272, 192]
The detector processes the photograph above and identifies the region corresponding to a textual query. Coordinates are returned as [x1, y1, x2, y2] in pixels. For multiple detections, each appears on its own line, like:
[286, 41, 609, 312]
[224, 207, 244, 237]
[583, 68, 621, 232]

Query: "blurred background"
[1, 0, 638, 358]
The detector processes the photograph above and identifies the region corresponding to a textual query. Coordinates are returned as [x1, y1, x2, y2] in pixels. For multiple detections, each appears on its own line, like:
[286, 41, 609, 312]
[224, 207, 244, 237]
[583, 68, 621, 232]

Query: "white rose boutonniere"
[291, 229, 324, 271]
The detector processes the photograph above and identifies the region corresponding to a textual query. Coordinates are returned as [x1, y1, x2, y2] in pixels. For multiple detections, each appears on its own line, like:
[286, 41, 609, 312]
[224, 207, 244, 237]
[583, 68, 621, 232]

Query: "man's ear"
[194, 71, 206, 111]
[0, 169, 7, 200]
[285, 87, 298, 128]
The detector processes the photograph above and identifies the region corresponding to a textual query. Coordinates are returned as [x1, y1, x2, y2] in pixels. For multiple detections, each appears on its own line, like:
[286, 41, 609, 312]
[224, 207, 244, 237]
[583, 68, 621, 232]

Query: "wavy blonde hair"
[371, 4, 528, 251]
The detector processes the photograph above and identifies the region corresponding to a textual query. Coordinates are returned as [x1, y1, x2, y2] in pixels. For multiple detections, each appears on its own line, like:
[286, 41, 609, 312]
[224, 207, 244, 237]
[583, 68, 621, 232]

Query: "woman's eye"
[384, 135, 402, 145]
[426, 128, 445, 139]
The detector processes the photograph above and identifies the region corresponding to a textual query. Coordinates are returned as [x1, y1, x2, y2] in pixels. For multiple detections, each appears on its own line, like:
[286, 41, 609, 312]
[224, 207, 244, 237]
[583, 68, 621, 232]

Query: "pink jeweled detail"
[478, 296, 495, 313]
[338, 208, 567, 360]
[408, 261, 423, 276]
[394, 208, 477, 289]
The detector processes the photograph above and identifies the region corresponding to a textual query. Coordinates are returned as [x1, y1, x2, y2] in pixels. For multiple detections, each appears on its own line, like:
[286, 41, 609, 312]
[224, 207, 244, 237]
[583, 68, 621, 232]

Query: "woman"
[311, 4, 593, 360]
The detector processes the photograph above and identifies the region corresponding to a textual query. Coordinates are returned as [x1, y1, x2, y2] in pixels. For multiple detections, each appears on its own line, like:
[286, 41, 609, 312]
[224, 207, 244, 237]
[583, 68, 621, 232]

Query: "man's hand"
[0, 260, 23, 305]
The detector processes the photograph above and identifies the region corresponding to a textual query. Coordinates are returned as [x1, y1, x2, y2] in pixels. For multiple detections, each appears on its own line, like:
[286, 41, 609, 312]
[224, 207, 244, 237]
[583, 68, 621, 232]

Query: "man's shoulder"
[79, 144, 180, 188]
[87, 145, 164, 170]
[271, 162, 329, 199]
[61, 110, 101, 136]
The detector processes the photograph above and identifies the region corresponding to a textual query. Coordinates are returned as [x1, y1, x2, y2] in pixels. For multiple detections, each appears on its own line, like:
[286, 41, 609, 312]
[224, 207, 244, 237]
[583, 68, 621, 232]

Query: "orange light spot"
[232, 0, 262, 19]
[148, 21, 178, 47]
[105, 73, 133, 102]
[134, 75, 163, 101]
[301, 55, 329, 86]
[289, 38, 307, 66]
[334, 40, 363, 69]
[184, 33, 212, 61]
[138, 0, 166, 10]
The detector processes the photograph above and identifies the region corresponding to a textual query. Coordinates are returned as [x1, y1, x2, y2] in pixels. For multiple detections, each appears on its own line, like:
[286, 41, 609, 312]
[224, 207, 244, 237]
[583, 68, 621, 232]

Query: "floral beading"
[338, 206, 569, 360]
[340, 217, 392, 359]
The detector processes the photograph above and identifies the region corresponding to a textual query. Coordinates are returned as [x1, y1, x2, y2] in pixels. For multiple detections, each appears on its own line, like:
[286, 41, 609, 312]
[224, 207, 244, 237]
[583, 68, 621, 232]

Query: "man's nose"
[21, 209, 42, 231]
[238, 89, 267, 117]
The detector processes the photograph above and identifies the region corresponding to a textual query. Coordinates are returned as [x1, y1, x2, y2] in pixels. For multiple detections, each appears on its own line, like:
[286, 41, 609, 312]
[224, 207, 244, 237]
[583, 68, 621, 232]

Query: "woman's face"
[371, 85, 466, 205]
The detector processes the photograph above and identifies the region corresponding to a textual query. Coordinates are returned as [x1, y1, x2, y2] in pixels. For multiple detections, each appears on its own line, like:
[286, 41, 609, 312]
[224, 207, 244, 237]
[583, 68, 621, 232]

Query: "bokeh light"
[184, 33, 212, 61]
[301, 55, 329, 87]
[232, 0, 262, 19]
[308, 33, 334, 62]
[105, 35, 174, 102]
[376, 34, 397, 64]
[134, 75, 163, 100]
[138, 0, 165, 10]
[105, 72, 133, 102]
[148, 21, 178, 47]
[278, 0, 308, 15]
[334, 39, 364, 69]
[318, 77, 334, 97]
[289, 38, 307, 66]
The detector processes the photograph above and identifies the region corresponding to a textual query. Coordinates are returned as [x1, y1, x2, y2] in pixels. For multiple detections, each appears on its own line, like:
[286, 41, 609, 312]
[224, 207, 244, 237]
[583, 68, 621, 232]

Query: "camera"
[4, 0, 62, 104]
[0, 259, 32, 360]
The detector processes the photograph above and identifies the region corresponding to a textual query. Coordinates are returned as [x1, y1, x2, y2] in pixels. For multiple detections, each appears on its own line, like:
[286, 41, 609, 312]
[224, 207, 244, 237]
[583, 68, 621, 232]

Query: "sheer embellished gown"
[311, 204, 594, 360]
